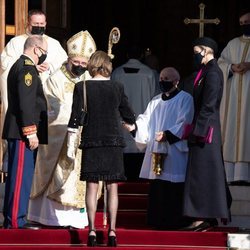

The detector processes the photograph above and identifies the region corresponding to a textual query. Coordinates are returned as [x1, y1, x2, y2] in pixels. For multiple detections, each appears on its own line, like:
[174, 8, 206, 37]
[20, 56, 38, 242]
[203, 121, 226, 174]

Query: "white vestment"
[218, 36, 250, 182]
[0, 34, 67, 170]
[112, 59, 158, 153]
[136, 91, 194, 182]
[28, 64, 89, 228]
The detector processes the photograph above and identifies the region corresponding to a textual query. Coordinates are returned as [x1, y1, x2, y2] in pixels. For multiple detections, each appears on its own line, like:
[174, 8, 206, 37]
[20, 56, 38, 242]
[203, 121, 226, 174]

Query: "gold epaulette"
[24, 59, 34, 66]
[22, 125, 37, 136]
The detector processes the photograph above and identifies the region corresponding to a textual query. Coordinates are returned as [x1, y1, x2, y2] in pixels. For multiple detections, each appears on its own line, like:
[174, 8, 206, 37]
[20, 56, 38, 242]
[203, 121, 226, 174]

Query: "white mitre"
[67, 30, 96, 59]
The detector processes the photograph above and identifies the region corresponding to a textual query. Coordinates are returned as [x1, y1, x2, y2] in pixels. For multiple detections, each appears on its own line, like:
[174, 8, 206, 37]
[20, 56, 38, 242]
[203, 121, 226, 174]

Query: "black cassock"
[183, 59, 231, 221]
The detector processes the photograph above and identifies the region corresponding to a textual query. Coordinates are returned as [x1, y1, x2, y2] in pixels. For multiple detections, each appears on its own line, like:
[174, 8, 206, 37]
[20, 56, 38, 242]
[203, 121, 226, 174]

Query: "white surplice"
[218, 36, 250, 182]
[0, 33, 67, 171]
[112, 59, 159, 153]
[136, 91, 194, 182]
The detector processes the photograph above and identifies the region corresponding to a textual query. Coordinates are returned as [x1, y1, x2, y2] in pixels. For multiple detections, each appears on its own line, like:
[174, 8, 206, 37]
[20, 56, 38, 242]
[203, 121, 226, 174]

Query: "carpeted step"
[0, 245, 228, 250]
[95, 210, 148, 229]
[98, 194, 148, 210]
[118, 181, 150, 194]
[0, 229, 229, 247]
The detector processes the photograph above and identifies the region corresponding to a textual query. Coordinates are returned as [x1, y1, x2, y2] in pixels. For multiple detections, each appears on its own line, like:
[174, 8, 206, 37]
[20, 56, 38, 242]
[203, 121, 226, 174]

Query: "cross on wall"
[184, 3, 220, 37]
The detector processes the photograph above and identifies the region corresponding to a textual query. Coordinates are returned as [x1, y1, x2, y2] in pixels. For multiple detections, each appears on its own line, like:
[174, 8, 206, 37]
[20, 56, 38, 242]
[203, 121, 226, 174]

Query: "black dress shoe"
[179, 221, 211, 232]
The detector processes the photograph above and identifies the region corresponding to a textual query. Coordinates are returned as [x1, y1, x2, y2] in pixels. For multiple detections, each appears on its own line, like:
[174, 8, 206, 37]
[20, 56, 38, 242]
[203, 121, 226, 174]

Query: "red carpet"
[0, 181, 238, 249]
[0, 228, 230, 249]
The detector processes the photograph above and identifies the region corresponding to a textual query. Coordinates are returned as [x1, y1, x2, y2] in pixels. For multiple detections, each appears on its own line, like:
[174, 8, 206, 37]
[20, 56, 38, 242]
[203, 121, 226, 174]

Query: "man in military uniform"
[2, 35, 48, 228]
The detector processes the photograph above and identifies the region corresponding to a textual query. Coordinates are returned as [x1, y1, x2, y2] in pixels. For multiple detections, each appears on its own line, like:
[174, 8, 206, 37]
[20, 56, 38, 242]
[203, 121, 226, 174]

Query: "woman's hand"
[122, 122, 136, 132]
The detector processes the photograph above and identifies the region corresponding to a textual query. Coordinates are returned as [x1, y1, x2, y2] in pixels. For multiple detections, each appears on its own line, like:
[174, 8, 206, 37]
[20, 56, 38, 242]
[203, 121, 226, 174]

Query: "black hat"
[192, 36, 218, 54]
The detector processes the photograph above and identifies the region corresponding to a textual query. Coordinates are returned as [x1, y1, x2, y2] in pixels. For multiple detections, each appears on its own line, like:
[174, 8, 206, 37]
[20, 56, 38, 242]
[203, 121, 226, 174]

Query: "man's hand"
[36, 62, 49, 73]
[231, 62, 250, 74]
[28, 134, 39, 150]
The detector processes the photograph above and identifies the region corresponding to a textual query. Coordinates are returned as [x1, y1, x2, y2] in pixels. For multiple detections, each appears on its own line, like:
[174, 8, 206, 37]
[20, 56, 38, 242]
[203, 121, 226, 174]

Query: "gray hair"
[24, 35, 44, 51]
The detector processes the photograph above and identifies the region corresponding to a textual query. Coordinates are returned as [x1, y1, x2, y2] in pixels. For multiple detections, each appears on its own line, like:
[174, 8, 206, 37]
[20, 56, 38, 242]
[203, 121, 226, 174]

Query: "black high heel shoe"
[107, 229, 117, 247]
[87, 229, 97, 247]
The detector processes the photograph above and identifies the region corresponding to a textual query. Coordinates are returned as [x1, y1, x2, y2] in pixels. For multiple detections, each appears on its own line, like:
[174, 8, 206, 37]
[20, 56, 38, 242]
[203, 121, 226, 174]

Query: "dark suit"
[2, 55, 48, 228]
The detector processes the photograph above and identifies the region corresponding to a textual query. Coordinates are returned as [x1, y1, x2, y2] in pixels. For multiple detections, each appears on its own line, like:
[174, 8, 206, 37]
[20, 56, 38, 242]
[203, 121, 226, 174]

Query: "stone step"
[228, 233, 250, 249]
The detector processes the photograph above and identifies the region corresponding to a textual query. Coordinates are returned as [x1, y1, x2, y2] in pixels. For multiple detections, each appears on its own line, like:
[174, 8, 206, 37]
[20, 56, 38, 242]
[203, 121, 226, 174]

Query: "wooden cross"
[184, 3, 220, 37]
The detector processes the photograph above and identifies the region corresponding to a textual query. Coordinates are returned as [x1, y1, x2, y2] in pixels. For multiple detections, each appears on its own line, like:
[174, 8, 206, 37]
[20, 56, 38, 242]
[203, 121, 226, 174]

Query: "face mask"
[38, 53, 47, 65]
[71, 65, 87, 76]
[31, 26, 45, 35]
[241, 24, 250, 36]
[159, 80, 174, 93]
[193, 51, 204, 69]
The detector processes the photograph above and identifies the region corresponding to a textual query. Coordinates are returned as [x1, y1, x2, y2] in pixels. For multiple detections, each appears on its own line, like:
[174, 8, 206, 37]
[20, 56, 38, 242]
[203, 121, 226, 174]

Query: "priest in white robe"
[0, 10, 67, 171]
[111, 45, 159, 179]
[124, 67, 194, 229]
[27, 30, 97, 228]
[218, 9, 250, 182]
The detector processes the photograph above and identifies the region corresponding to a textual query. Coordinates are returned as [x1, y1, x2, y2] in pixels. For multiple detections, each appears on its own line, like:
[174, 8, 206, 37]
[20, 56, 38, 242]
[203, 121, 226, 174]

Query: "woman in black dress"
[68, 50, 135, 246]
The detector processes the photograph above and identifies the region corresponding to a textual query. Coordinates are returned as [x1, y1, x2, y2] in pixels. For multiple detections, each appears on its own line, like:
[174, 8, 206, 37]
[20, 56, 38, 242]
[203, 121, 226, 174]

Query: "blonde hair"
[87, 50, 112, 77]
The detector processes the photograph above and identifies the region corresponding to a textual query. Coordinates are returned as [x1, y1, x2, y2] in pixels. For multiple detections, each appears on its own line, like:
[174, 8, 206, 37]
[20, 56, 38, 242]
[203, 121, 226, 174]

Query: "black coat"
[68, 79, 135, 148]
[2, 55, 48, 144]
[183, 59, 231, 220]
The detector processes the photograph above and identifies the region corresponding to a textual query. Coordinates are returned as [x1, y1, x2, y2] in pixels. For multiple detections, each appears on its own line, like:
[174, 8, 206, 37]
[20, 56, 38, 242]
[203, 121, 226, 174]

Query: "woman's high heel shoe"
[87, 229, 97, 247]
[107, 229, 117, 247]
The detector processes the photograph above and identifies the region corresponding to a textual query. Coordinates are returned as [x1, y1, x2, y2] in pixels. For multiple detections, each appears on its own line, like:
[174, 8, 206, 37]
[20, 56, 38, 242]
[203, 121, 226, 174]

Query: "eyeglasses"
[70, 59, 87, 67]
[37, 46, 48, 55]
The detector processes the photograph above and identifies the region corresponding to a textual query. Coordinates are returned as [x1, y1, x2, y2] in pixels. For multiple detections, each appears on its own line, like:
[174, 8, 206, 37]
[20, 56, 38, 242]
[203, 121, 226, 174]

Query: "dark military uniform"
[2, 55, 48, 228]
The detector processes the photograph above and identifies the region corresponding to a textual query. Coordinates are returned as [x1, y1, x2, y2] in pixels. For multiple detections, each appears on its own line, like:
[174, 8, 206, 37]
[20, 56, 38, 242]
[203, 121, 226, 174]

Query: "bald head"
[24, 35, 45, 51]
[23, 35, 48, 65]
[159, 67, 180, 82]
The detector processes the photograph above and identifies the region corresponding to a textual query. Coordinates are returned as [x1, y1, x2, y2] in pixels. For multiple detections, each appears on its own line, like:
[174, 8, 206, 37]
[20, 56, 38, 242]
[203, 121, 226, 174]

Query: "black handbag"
[79, 80, 88, 126]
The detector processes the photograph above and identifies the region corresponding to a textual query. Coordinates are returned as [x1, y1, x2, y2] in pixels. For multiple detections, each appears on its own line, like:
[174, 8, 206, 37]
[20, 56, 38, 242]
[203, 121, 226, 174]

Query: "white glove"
[67, 132, 78, 159]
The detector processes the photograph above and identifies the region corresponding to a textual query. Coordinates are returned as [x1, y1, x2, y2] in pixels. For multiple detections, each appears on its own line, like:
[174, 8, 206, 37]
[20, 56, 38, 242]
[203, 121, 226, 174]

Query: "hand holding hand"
[122, 122, 136, 132]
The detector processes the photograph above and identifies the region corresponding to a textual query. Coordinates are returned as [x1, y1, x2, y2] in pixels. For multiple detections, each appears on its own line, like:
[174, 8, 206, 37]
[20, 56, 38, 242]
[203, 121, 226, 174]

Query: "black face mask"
[31, 26, 45, 35]
[193, 52, 204, 70]
[241, 24, 250, 36]
[38, 53, 47, 65]
[71, 65, 87, 77]
[159, 80, 174, 93]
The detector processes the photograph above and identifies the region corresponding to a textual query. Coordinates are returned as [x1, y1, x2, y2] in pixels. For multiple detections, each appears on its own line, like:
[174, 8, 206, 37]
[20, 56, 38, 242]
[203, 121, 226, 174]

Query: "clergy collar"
[161, 88, 180, 101]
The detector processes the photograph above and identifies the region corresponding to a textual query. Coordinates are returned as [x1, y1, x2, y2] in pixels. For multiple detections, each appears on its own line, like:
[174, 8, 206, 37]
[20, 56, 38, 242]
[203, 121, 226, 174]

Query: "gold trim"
[236, 41, 250, 161]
